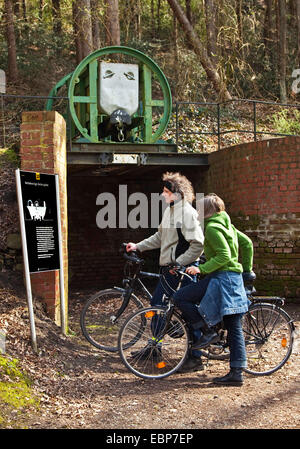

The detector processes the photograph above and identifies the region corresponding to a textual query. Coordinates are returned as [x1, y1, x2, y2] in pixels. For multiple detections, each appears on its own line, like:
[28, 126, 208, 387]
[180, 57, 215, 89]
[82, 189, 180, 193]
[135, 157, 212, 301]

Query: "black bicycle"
[80, 243, 159, 352]
[118, 269, 296, 380]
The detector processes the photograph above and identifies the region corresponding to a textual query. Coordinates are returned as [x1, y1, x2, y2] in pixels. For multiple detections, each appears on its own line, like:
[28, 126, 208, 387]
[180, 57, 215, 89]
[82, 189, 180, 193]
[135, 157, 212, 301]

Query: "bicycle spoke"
[243, 304, 294, 376]
[119, 307, 189, 379]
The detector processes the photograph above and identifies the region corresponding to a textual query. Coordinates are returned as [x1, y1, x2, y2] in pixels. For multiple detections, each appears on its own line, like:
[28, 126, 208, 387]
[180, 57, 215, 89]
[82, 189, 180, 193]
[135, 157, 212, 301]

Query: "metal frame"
[174, 98, 300, 150]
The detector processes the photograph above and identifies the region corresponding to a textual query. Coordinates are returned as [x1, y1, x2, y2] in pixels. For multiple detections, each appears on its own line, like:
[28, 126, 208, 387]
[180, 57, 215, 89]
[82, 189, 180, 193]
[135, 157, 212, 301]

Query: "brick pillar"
[20, 111, 68, 325]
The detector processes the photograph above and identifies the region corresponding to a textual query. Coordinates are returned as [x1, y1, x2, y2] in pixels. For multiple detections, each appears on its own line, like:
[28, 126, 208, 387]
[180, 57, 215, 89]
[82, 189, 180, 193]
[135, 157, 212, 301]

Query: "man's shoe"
[191, 331, 219, 349]
[213, 368, 244, 386]
[131, 344, 161, 361]
[177, 356, 205, 373]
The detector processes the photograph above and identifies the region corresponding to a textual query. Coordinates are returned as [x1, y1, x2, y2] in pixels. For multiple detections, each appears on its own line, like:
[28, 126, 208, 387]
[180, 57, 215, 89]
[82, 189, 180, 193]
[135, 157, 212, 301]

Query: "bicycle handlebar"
[120, 243, 144, 264]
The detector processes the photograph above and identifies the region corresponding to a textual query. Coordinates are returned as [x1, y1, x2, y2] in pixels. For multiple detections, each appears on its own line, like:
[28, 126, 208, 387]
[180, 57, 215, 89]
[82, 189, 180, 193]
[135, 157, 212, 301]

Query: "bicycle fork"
[110, 287, 133, 324]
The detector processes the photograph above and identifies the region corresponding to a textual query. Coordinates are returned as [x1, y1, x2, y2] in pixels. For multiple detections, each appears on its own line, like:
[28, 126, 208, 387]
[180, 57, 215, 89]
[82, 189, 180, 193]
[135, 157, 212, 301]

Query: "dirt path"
[0, 279, 299, 431]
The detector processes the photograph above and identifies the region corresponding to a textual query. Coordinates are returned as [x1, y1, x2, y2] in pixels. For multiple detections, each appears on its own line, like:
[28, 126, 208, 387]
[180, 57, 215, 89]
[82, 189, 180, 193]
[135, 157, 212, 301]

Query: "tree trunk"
[278, 0, 287, 102]
[166, 0, 232, 101]
[39, 0, 44, 21]
[263, 0, 275, 55]
[173, 12, 179, 98]
[74, 0, 93, 61]
[52, 0, 62, 35]
[135, 0, 142, 40]
[4, 0, 18, 83]
[105, 0, 120, 46]
[22, 0, 27, 22]
[91, 0, 101, 50]
[185, 0, 192, 24]
[157, 0, 161, 35]
[73, 1, 83, 64]
[296, 0, 300, 65]
[204, 0, 218, 67]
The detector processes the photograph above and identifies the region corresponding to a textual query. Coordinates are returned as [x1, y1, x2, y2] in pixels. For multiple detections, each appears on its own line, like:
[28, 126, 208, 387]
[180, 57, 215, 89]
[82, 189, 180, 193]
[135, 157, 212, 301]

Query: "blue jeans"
[223, 314, 247, 369]
[173, 276, 247, 368]
[172, 275, 212, 326]
[151, 269, 202, 359]
[151, 270, 195, 307]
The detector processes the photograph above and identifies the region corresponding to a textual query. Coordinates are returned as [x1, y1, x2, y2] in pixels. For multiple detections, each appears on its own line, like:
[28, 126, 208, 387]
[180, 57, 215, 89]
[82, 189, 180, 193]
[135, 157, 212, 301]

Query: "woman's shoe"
[177, 356, 205, 373]
[191, 330, 218, 349]
[213, 368, 244, 386]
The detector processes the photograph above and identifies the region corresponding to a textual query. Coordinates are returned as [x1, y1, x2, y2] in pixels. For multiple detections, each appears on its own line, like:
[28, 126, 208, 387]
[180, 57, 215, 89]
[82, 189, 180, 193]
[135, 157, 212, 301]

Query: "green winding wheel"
[65, 46, 172, 144]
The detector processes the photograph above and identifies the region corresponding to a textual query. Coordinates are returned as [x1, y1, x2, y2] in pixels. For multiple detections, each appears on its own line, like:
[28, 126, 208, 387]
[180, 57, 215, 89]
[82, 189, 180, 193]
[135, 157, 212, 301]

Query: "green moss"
[0, 356, 39, 428]
[231, 212, 261, 231]
[0, 148, 20, 167]
[0, 382, 38, 408]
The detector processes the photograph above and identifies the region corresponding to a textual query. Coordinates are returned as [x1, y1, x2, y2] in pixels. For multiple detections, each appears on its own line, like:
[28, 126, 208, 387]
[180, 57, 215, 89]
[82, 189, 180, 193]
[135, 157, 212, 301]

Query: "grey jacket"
[136, 199, 204, 266]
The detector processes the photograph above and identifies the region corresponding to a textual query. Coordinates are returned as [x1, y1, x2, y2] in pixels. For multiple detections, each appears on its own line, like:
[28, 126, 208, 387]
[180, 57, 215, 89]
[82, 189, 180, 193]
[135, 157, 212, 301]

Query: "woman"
[126, 172, 205, 371]
[173, 193, 254, 386]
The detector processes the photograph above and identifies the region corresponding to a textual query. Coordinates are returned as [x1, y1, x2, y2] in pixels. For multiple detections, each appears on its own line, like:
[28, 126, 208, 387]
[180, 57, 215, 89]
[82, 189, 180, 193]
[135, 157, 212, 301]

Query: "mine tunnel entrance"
[67, 156, 208, 291]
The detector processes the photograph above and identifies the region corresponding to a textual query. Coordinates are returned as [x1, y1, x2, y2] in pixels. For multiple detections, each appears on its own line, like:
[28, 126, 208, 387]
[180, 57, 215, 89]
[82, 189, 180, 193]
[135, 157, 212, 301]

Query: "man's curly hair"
[162, 172, 195, 203]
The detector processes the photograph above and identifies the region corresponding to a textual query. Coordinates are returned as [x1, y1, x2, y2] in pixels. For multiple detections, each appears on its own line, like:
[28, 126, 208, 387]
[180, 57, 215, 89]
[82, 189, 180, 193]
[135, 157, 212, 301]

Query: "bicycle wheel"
[80, 288, 144, 352]
[119, 307, 190, 379]
[243, 303, 294, 376]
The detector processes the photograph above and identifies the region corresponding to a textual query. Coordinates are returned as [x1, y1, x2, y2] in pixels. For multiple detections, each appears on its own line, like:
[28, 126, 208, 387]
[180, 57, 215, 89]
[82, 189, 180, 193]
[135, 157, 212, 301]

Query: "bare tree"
[104, 0, 120, 46]
[296, 0, 300, 65]
[91, 0, 101, 50]
[4, 0, 18, 83]
[73, 1, 83, 64]
[52, 0, 62, 35]
[278, 0, 287, 102]
[204, 0, 218, 68]
[166, 0, 232, 100]
[73, 0, 93, 62]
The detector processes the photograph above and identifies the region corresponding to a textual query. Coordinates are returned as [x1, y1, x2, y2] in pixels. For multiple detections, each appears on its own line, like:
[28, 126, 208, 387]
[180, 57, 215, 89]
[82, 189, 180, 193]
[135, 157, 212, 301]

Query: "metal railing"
[0, 94, 71, 150]
[1, 94, 300, 152]
[173, 99, 300, 151]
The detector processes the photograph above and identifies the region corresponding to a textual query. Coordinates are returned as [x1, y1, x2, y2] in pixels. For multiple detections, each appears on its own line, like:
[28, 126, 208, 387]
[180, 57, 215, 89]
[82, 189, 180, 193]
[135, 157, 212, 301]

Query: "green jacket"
[198, 211, 253, 275]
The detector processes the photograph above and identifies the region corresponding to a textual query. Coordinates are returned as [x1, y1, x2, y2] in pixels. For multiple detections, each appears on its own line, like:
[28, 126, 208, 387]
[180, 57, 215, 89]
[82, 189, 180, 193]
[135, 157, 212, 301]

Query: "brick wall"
[68, 173, 163, 289]
[198, 136, 300, 300]
[20, 111, 68, 322]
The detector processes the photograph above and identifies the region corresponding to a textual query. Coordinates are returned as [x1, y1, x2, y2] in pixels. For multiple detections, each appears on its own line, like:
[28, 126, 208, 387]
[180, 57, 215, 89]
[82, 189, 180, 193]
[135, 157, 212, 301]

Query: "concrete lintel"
[67, 151, 209, 166]
[71, 142, 178, 153]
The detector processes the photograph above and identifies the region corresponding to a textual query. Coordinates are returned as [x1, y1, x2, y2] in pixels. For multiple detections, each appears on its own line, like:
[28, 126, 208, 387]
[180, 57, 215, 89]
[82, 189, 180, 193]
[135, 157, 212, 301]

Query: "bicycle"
[118, 268, 296, 380]
[80, 243, 159, 352]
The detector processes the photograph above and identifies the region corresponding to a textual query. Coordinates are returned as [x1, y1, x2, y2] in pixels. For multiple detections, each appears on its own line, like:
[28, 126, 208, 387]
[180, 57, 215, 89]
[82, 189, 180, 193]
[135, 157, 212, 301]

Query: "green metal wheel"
[67, 46, 172, 144]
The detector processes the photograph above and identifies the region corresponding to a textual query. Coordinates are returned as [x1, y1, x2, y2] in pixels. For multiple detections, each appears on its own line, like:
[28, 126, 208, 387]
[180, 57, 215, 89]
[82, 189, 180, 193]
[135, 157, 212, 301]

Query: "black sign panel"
[19, 170, 60, 273]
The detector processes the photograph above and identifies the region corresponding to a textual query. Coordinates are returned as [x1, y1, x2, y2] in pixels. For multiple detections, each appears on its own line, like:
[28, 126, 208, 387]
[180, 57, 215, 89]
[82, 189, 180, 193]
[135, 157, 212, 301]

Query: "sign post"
[15, 169, 66, 351]
[0, 69, 6, 148]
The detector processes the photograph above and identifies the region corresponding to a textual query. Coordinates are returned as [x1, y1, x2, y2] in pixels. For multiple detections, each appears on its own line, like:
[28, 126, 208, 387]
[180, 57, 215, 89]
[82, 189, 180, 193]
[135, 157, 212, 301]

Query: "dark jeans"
[173, 276, 247, 368]
[172, 275, 212, 327]
[150, 270, 195, 337]
[151, 269, 203, 359]
[151, 270, 195, 307]
[223, 314, 247, 368]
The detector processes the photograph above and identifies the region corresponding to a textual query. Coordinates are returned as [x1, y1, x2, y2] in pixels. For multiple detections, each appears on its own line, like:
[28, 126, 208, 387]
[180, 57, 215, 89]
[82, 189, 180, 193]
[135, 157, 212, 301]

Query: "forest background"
[2, 0, 300, 102]
[2, 1, 300, 151]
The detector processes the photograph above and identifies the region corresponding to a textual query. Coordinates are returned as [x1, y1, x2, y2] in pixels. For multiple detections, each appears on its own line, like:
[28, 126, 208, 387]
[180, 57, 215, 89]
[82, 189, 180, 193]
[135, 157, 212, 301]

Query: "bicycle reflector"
[281, 337, 287, 347]
[145, 311, 156, 318]
[156, 361, 166, 369]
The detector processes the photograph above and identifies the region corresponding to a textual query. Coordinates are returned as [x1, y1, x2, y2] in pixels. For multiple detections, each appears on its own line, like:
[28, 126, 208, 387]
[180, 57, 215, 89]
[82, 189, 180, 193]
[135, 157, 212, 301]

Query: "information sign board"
[18, 170, 60, 273]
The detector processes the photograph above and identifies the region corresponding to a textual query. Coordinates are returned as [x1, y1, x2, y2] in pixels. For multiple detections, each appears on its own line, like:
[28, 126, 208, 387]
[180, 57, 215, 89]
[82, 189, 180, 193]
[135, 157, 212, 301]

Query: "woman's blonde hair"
[162, 172, 195, 203]
[202, 193, 225, 218]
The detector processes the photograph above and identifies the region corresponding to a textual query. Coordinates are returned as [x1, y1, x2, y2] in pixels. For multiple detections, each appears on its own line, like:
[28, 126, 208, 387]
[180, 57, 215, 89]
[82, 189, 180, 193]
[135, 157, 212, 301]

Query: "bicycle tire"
[242, 303, 294, 376]
[118, 306, 190, 379]
[80, 288, 144, 352]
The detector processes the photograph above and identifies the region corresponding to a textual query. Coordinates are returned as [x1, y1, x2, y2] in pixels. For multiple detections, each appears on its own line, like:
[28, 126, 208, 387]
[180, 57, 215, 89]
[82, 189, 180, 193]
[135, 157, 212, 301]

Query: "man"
[126, 172, 205, 372]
